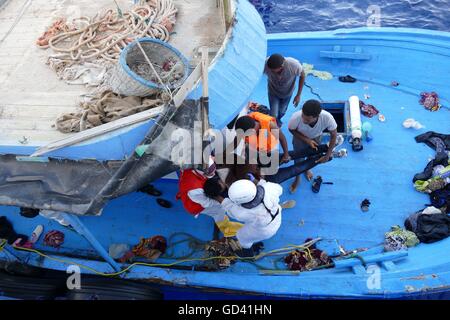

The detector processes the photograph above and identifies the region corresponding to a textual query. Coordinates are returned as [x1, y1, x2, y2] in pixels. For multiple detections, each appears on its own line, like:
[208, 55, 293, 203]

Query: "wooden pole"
[200, 47, 210, 170]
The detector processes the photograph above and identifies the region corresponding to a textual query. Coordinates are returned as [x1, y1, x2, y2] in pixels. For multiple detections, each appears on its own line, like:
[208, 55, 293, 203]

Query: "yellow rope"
[2, 239, 320, 277]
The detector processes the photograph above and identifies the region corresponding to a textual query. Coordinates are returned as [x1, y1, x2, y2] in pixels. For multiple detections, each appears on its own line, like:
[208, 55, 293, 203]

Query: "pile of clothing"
[384, 225, 419, 252]
[405, 207, 450, 243]
[204, 237, 241, 270]
[119, 235, 167, 263]
[419, 92, 441, 112]
[405, 131, 450, 244]
[413, 132, 450, 213]
[359, 101, 380, 118]
[284, 240, 332, 271]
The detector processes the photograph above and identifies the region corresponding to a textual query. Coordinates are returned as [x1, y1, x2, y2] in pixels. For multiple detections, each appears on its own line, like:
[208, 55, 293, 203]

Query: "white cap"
[228, 180, 257, 205]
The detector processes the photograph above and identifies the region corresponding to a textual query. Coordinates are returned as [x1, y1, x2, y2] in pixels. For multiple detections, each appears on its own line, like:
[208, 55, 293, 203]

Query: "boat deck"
[1, 26, 450, 297]
[0, 0, 225, 146]
[3, 72, 449, 272]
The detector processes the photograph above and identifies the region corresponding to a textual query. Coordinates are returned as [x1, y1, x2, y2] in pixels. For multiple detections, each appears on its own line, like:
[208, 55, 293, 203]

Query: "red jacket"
[176, 169, 207, 215]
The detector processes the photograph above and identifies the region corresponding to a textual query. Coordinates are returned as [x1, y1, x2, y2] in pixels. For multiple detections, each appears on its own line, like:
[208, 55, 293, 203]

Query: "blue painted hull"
[1, 4, 450, 299]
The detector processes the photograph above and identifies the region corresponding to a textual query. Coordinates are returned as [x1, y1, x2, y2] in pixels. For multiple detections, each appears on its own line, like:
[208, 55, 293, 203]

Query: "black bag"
[414, 214, 450, 243]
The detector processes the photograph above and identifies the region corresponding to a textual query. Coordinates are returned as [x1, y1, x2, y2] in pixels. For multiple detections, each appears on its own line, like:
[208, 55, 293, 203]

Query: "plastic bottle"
[362, 121, 373, 142]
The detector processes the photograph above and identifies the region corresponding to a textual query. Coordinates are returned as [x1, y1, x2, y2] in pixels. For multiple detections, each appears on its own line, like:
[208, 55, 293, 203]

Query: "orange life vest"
[245, 112, 279, 152]
[176, 169, 207, 215]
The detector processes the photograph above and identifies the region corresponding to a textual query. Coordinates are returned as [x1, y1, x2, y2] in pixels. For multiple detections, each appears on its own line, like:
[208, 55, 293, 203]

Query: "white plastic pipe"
[349, 95, 362, 140]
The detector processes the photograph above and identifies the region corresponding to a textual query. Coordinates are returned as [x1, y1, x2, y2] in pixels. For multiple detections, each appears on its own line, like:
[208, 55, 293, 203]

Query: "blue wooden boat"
[0, 0, 449, 299]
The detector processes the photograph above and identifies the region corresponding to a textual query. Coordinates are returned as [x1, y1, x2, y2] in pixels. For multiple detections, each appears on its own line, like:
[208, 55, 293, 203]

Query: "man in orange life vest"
[176, 156, 226, 222]
[233, 111, 291, 165]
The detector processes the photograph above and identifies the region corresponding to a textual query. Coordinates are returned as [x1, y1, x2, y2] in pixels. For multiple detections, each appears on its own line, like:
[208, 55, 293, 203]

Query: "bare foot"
[305, 170, 314, 181]
[289, 176, 300, 194]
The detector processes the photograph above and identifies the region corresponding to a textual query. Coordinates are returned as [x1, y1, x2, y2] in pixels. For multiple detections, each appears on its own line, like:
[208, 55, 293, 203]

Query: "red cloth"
[176, 170, 207, 215]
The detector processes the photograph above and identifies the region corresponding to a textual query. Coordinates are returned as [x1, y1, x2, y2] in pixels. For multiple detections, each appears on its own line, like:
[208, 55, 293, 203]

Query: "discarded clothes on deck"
[359, 100, 379, 118]
[119, 236, 167, 263]
[204, 237, 241, 270]
[430, 185, 450, 214]
[43, 230, 65, 248]
[384, 225, 419, 252]
[416, 132, 450, 151]
[405, 131, 450, 244]
[414, 177, 447, 193]
[284, 239, 332, 271]
[419, 92, 441, 112]
[413, 132, 450, 213]
[405, 208, 450, 244]
[302, 63, 333, 81]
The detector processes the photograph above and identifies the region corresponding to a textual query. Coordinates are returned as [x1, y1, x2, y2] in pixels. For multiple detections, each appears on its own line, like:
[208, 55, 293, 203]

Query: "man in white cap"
[212, 179, 283, 257]
[176, 156, 226, 222]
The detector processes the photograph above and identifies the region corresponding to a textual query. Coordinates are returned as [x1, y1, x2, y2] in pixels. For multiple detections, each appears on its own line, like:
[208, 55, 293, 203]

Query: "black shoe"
[19, 207, 40, 219]
[139, 184, 162, 197]
[339, 75, 357, 83]
[351, 137, 364, 152]
[157, 198, 172, 208]
[361, 199, 371, 212]
[312, 176, 323, 193]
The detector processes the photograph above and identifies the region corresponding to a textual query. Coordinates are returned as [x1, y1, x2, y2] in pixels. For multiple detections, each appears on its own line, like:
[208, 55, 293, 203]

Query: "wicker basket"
[107, 38, 189, 97]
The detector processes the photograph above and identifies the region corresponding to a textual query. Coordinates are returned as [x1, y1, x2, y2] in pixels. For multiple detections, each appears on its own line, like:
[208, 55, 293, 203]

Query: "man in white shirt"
[264, 54, 306, 126]
[210, 179, 283, 257]
[288, 99, 338, 193]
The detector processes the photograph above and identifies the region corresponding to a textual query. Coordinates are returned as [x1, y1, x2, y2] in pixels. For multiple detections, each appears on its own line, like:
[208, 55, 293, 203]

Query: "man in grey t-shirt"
[264, 53, 306, 126]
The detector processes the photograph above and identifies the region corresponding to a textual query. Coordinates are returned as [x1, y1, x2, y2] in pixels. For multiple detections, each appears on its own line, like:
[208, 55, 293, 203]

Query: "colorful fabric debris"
[204, 237, 241, 269]
[302, 63, 333, 80]
[405, 211, 450, 244]
[120, 235, 167, 263]
[359, 101, 379, 118]
[43, 230, 65, 248]
[414, 177, 447, 194]
[419, 92, 441, 112]
[432, 165, 450, 183]
[384, 226, 419, 251]
[384, 234, 408, 252]
[284, 240, 332, 271]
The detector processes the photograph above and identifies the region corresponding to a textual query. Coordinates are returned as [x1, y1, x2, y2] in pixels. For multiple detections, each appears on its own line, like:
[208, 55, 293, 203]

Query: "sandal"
[139, 184, 162, 197]
[157, 198, 172, 208]
[361, 199, 371, 212]
[312, 176, 323, 193]
[338, 75, 356, 83]
[281, 200, 297, 209]
[30, 225, 44, 244]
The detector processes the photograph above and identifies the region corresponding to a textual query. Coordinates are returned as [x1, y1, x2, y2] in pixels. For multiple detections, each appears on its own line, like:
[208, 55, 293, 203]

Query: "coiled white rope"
[38, 0, 177, 63]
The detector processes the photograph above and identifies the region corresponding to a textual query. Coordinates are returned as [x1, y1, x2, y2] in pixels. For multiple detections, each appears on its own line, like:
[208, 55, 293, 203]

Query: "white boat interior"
[0, 0, 227, 146]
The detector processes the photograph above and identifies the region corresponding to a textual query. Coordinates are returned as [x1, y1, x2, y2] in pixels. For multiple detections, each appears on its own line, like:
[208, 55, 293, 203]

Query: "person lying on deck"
[216, 146, 330, 187]
[176, 156, 226, 223]
[204, 178, 283, 258]
[288, 99, 340, 193]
